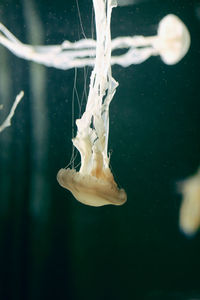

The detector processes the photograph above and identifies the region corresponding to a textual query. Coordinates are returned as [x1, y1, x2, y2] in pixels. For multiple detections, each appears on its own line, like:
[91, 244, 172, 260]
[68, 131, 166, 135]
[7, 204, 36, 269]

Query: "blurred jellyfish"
[57, 0, 127, 206]
[152, 14, 190, 65]
[0, 14, 190, 70]
[179, 169, 200, 237]
[115, 14, 191, 66]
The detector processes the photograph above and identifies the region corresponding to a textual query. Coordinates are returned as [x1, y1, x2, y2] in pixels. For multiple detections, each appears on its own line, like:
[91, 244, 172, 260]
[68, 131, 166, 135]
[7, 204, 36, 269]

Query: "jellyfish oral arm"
[0, 25, 153, 68]
[0, 91, 24, 133]
[57, 0, 127, 207]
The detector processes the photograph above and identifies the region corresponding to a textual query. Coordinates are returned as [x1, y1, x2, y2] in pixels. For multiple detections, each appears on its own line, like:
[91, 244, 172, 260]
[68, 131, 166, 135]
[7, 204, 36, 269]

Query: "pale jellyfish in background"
[57, 0, 127, 207]
[152, 14, 191, 65]
[179, 169, 200, 237]
[115, 14, 191, 67]
[0, 14, 190, 70]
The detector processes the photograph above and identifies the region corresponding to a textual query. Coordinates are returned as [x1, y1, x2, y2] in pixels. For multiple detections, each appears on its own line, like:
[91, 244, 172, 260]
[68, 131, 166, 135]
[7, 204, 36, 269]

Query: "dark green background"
[0, 0, 200, 299]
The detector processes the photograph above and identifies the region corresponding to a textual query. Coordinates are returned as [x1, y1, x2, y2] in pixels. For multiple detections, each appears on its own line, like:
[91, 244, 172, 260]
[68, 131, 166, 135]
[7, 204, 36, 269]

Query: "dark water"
[0, 0, 200, 300]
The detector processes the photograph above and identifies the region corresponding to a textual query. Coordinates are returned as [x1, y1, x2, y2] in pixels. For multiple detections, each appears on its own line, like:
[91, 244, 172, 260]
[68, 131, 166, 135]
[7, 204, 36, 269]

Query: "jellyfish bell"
[57, 111, 127, 207]
[57, 168, 127, 207]
[154, 14, 191, 65]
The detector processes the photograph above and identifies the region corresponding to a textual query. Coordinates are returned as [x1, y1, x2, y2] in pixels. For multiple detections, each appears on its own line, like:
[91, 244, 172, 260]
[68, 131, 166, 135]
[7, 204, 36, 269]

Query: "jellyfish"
[110, 14, 191, 66]
[0, 14, 190, 70]
[57, 0, 127, 207]
[179, 169, 200, 237]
